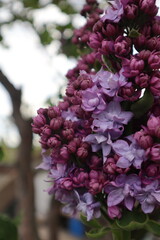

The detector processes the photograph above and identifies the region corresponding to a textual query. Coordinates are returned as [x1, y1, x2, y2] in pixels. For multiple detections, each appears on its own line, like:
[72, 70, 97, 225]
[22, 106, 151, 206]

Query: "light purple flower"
[112, 137, 146, 169]
[62, 109, 79, 122]
[36, 149, 51, 170]
[50, 163, 67, 179]
[84, 133, 112, 162]
[97, 68, 127, 97]
[77, 192, 101, 221]
[102, 0, 124, 23]
[135, 180, 160, 213]
[92, 101, 133, 139]
[105, 174, 141, 210]
[81, 85, 107, 114]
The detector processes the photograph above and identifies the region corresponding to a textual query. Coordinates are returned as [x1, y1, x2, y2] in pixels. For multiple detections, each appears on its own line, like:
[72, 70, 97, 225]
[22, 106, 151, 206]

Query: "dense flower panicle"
[32, 0, 160, 221]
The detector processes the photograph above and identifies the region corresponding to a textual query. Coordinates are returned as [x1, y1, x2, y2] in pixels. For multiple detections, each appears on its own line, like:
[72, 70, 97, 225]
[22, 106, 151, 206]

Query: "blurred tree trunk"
[0, 70, 40, 240]
[48, 197, 61, 240]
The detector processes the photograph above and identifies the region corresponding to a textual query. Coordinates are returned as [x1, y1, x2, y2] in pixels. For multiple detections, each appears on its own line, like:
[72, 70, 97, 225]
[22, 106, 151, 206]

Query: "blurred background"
[0, 1, 160, 240]
[0, 0, 88, 239]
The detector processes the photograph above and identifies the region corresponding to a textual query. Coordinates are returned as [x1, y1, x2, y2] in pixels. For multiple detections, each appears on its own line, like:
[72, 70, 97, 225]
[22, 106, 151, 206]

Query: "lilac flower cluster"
[32, 0, 160, 221]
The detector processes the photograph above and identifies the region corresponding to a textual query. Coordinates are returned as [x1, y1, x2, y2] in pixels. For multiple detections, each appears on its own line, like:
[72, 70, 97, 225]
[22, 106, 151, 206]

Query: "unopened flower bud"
[146, 164, 159, 177]
[42, 125, 52, 137]
[77, 147, 88, 158]
[114, 36, 131, 56]
[124, 4, 138, 19]
[148, 52, 160, 69]
[47, 137, 61, 148]
[119, 83, 141, 101]
[89, 32, 103, 49]
[108, 206, 122, 219]
[58, 101, 70, 111]
[48, 106, 61, 118]
[150, 71, 160, 96]
[50, 117, 63, 130]
[138, 50, 151, 60]
[134, 130, 153, 149]
[60, 146, 70, 160]
[135, 73, 149, 88]
[62, 128, 74, 141]
[33, 114, 46, 127]
[147, 116, 160, 138]
[150, 144, 160, 162]
[146, 37, 160, 51]
[61, 178, 73, 190]
[139, 0, 158, 16]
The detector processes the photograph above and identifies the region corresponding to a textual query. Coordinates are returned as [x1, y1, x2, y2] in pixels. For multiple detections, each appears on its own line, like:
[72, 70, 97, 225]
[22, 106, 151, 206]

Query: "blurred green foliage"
[0, 215, 18, 240]
[0, 147, 4, 161]
[0, 0, 81, 57]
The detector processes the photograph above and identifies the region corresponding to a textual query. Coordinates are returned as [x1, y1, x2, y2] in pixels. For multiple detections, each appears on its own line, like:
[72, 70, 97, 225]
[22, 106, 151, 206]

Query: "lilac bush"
[32, 0, 160, 238]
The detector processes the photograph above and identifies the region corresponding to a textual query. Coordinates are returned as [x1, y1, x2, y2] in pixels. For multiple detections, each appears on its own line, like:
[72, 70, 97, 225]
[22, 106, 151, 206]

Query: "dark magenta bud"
[135, 73, 149, 88]
[60, 146, 70, 160]
[77, 147, 88, 158]
[147, 116, 160, 138]
[58, 101, 69, 111]
[61, 178, 73, 190]
[108, 206, 122, 219]
[124, 4, 138, 19]
[148, 52, 160, 69]
[48, 106, 61, 118]
[101, 40, 114, 54]
[150, 144, 160, 162]
[146, 37, 160, 51]
[33, 114, 46, 127]
[119, 83, 141, 101]
[134, 130, 153, 149]
[146, 164, 159, 177]
[62, 128, 74, 141]
[47, 137, 61, 148]
[114, 36, 131, 56]
[89, 32, 103, 49]
[139, 0, 158, 16]
[50, 117, 63, 130]
[138, 50, 151, 60]
[150, 71, 160, 96]
[42, 125, 52, 137]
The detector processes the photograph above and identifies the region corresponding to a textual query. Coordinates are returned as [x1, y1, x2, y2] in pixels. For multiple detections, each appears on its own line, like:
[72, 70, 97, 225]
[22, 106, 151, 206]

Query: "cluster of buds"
[33, 0, 160, 222]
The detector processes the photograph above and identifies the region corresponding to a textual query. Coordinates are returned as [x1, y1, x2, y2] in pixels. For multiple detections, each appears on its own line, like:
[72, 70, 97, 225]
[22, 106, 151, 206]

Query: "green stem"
[111, 225, 131, 240]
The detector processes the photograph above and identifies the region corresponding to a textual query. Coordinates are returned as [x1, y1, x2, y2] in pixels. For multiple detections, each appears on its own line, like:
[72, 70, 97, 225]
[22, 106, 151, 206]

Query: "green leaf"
[116, 209, 148, 231]
[39, 28, 53, 46]
[0, 215, 18, 240]
[131, 89, 154, 118]
[145, 220, 160, 236]
[86, 227, 111, 238]
[58, 1, 77, 14]
[80, 215, 101, 229]
[23, 0, 39, 8]
[0, 147, 4, 161]
[111, 225, 131, 240]
[128, 28, 140, 38]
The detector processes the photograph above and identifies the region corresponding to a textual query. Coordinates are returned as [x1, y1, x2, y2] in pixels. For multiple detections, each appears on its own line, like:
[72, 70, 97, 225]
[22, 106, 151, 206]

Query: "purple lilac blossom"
[112, 137, 147, 169]
[81, 85, 107, 113]
[102, 0, 124, 23]
[84, 133, 112, 162]
[36, 149, 51, 170]
[92, 101, 133, 139]
[93, 68, 127, 97]
[61, 109, 79, 122]
[105, 174, 141, 210]
[50, 163, 67, 179]
[135, 180, 160, 213]
[77, 192, 101, 221]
